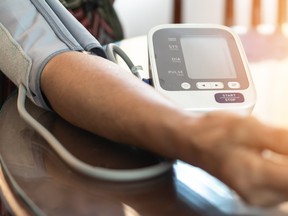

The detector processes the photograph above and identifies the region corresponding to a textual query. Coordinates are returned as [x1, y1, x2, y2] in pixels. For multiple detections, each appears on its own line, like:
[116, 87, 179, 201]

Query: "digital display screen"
[180, 36, 237, 79]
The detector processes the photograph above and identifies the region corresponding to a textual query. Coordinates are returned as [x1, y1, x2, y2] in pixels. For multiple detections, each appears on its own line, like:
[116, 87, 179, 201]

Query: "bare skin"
[41, 51, 288, 207]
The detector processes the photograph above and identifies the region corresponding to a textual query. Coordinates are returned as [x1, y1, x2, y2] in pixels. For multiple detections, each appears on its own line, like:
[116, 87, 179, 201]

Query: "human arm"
[2, 0, 288, 208]
[41, 51, 288, 207]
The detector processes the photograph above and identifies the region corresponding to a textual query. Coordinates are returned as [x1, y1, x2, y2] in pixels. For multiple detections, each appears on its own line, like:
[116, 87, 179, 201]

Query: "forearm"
[41, 51, 199, 159]
[28, 32, 282, 207]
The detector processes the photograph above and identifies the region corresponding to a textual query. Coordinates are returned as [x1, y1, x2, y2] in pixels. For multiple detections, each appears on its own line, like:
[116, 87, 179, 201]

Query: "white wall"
[114, 0, 281, 38]
[181, 0, 225, 24]
[182, 0, 281, 28]
[114, 0, 173, 38]
[114, 0, 227, 38]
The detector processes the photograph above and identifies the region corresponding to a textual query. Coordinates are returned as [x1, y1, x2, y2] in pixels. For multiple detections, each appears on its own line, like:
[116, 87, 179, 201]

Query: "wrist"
[136, 108, 204, 163]
[168, 112, 206, 165]
[175, 111, 246, 171]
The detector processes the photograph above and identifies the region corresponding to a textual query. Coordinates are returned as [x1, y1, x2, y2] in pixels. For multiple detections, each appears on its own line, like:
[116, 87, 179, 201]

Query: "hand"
[180, 112, 288, 207]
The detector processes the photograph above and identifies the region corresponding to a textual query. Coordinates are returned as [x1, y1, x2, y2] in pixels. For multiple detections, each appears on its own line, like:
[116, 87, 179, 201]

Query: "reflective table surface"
[0, 95, 223, 216]
[2, 31, 288, 215]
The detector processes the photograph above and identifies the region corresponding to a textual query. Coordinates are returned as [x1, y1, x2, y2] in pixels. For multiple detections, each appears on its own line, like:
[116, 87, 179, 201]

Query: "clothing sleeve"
[0, 0, 106, 110]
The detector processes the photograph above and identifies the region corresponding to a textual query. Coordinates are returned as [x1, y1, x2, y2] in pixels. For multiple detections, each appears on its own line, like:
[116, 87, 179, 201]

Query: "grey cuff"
[0, 0, 106, 110]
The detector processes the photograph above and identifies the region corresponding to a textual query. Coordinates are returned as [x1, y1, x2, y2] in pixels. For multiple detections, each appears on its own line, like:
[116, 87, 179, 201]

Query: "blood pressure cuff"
[0, 0, 106, 110]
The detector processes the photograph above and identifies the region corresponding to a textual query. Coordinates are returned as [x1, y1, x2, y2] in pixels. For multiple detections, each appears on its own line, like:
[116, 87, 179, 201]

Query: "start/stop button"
[214, 93, 245, 103]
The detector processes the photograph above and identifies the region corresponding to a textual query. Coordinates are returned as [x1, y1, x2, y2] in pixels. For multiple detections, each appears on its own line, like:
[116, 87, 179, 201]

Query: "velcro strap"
[0, 23, 31, 92]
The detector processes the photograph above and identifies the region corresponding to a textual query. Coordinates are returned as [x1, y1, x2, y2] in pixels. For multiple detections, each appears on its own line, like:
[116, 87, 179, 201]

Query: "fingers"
[247, 157, 288, 206]
[219, 147, 288, 207]
[188, 112, 288, 206]
[236, 116, 288, 155]
[260, 126, 288, 155]
[210, 112, 288, 155]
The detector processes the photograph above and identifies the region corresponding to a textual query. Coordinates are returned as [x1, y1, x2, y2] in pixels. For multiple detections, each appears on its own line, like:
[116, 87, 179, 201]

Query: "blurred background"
[114, 0, 288, 129]
[114, 0, 286, 38]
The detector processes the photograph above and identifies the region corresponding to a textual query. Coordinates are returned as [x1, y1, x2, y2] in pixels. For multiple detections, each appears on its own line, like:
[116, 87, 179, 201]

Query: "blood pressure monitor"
[148, 24, 256, 115]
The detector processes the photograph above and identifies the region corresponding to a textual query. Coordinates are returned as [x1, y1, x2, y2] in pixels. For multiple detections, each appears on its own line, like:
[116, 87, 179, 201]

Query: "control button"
[215, 93, 245, 103]
[210, 82, 224, 89]
[196, 82, 211, 89]
[228, 82, 241, 89]
[181, 82, 191, 89]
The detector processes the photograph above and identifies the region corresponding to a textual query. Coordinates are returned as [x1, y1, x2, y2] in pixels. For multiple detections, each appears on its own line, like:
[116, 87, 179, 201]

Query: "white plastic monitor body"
[148, 24, 256, 116]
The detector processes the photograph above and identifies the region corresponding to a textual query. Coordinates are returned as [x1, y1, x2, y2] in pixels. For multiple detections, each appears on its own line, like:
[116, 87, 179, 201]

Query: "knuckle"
[220, 152, 265, 199]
